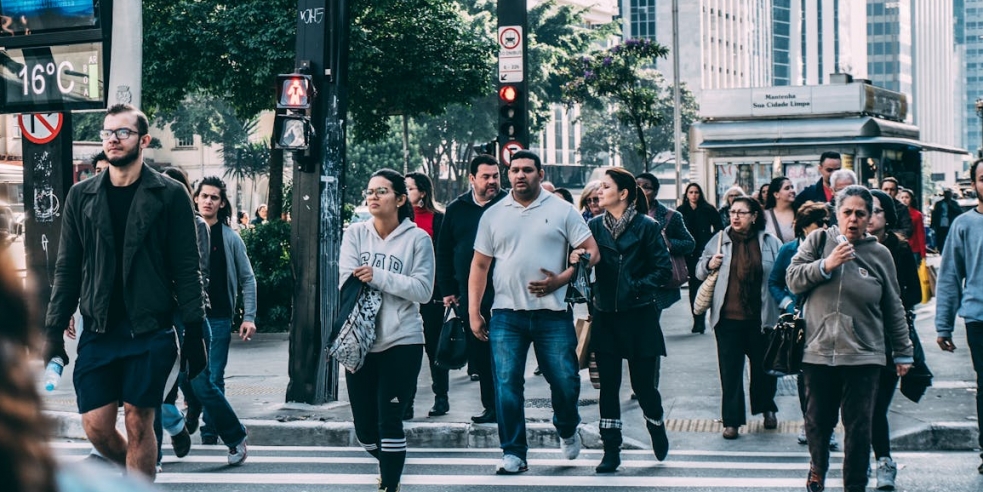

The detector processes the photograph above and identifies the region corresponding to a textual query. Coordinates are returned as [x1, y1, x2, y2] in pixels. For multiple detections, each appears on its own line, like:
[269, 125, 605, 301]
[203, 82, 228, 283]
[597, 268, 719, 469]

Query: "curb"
[45, 411, 976, 451]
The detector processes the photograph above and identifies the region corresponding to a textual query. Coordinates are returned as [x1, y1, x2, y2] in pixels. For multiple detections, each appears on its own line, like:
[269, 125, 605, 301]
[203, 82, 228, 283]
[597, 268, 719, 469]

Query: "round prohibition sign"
[499, 27, 521, 50]
[500, 140, 524, 165]
[18, 113, 64, 144]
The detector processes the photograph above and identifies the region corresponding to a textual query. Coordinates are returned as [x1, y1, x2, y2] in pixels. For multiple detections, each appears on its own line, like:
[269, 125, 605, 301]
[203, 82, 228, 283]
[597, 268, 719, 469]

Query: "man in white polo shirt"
[468, 150, 600, 475]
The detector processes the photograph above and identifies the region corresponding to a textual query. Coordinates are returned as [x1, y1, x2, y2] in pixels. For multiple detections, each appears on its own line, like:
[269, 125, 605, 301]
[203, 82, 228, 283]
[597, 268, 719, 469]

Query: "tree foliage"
[348, 0, 495, 142]
[345, 124, 405, 205]
[562, 38, 671, 169]
[576, 70, 698, 175]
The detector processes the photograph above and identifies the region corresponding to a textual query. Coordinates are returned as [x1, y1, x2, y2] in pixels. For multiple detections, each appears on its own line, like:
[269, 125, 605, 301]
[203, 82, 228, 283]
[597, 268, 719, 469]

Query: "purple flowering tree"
[562, 38, 671, 171]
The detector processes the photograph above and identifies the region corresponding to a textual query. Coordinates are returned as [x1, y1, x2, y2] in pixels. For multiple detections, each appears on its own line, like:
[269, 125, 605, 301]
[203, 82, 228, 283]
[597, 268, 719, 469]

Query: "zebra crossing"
[51, 442, 861, 491]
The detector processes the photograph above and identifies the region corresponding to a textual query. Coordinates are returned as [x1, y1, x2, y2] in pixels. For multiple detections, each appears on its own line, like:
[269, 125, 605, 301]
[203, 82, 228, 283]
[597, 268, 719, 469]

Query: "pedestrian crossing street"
[52, 442, 861, 491]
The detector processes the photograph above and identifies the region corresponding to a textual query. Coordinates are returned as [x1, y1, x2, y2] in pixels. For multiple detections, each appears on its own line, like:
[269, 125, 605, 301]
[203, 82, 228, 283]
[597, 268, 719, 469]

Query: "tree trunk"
[402, 114, 410, 174]
[634, 116, 649, 173]
[268, 147, 285, 221]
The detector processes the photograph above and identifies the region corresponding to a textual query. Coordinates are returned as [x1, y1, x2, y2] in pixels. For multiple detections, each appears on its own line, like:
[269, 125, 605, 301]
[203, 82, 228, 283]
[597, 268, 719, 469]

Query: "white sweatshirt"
[339, 218, 434, 352]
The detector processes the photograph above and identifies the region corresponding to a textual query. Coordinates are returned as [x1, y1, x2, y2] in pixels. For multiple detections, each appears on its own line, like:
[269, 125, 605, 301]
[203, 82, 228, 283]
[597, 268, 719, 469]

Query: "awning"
[693, 116, 970, 155]
[698, 137, 969, 155]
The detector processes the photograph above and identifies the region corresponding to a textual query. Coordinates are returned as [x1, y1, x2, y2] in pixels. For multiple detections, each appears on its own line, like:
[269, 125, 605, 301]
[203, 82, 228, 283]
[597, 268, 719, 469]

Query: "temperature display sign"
[0, 41, 103, 112]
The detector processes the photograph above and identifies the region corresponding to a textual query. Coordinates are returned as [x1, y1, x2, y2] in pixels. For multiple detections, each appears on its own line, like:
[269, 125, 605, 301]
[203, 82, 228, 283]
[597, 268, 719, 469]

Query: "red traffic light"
[276, 74, 313, 110]
[498, 85, 518, 103]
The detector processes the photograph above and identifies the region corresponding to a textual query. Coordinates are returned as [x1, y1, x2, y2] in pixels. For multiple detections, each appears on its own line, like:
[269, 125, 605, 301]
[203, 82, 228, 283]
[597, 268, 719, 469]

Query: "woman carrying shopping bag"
[339, 169, 436, 492]
[696, 196, 783, 440]
[571, 167, 673, 473]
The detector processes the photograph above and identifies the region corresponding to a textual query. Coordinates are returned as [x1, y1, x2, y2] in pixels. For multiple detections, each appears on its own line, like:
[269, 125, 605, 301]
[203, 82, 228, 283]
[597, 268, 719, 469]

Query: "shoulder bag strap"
[768, 209, 784, 242]
[662, 209, 675, 254]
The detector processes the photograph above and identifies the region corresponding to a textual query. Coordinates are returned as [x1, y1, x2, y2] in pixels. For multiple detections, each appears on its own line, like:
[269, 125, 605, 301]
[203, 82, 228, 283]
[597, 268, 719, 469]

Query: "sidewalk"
[42, 290, 980, 451]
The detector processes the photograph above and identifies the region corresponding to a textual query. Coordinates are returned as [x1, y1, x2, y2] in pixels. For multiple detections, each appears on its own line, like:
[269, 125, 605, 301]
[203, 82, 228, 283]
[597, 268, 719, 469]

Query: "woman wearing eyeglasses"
[339, 169, 436, 492]
[696, 196, 782, 440]
[767, 201, 839, 449]
[579, 181, 603, 221]
[786, 186, 913, 492]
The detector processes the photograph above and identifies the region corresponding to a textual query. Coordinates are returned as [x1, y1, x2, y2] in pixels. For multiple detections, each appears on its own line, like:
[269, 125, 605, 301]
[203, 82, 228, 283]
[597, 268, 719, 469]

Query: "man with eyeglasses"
[43, 104, 208, 480]
[793, 151, 842, 211]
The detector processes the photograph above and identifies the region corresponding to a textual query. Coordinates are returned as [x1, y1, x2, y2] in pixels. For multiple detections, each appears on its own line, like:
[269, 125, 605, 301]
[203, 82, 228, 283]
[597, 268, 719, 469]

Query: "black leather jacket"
[588, 213, 672, 312]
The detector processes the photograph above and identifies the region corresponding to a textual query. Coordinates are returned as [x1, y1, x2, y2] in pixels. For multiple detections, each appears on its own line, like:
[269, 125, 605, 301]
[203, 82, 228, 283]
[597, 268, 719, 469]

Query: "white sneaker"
[228, 438, 248, 466]
[797, 425, 807, 444]
[876, 457, 897, 490]
[495, 454, 528, 475]
[560, 432, 582, 460]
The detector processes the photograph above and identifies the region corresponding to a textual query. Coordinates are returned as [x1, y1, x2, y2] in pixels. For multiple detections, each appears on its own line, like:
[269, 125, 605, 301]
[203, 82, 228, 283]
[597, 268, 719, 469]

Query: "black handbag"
[564, 253, 592, 304]
[762, 233, 826, 377]
[900, 311, 933, 403]
[763, 312, 805, 377]
[435, 305, 468, 370]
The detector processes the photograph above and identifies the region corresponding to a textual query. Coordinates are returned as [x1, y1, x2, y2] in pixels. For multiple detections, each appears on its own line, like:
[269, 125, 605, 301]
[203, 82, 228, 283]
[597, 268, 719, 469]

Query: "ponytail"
[634, 186, 649, 215]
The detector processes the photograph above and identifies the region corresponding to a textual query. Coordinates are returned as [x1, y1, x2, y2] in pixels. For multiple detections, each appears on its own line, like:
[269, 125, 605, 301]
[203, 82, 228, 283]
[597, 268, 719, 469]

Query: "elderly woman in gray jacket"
[786, 185, 913, 492]
[696, 196, 782, 440]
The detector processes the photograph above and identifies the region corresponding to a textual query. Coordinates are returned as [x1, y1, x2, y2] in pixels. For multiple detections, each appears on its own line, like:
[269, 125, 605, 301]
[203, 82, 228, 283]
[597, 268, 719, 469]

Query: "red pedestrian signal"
[499, 85, 518, 103]
[276, 74, 314, 110]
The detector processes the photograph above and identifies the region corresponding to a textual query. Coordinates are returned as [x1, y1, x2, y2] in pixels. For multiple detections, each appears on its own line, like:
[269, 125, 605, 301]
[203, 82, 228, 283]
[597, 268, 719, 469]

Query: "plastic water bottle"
[44, 357, 65, 392]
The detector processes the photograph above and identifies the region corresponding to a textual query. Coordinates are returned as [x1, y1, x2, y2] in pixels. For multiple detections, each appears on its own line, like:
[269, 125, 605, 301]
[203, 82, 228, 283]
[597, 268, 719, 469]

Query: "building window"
[176, 134, 194, 148]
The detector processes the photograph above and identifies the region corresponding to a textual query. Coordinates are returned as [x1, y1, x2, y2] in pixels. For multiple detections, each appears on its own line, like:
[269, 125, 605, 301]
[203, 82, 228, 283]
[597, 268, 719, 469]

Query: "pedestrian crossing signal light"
[498, 84, 524, 144]
[276, 74, 314, 110]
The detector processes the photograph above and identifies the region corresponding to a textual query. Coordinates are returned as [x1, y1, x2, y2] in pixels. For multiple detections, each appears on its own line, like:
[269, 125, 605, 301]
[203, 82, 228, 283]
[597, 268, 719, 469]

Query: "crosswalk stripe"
[138, 455, 841, 470]
[152, 472, 846, 488]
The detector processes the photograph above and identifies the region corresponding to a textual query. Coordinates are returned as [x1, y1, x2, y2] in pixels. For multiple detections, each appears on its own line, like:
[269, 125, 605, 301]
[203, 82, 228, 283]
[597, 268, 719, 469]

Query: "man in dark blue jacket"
[792, 151, 842, 211]
[435, 154, 506, 424]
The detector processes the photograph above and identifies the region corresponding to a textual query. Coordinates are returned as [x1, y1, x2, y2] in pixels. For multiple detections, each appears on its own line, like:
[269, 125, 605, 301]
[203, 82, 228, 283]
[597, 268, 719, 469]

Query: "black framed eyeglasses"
[99, 128, 140, 141]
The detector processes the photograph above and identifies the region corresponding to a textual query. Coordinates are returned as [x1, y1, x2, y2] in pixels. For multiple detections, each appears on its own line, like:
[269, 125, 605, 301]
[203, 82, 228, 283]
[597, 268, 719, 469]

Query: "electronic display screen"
[0, 41, 104, 112]
[0, 0, 97, 36]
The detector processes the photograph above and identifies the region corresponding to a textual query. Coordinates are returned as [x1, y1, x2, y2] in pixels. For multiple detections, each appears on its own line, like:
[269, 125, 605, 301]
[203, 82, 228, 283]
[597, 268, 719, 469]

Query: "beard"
[108, 145, 140, 168]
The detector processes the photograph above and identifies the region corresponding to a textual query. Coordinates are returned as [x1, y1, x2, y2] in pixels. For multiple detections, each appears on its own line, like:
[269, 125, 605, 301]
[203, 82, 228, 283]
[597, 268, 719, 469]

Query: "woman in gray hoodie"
[787, 185, 913, 492]
[339, 169, 435, 492]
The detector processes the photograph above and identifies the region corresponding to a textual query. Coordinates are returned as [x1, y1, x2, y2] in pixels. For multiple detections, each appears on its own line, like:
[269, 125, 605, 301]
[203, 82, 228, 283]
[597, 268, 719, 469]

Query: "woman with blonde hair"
[579, 180, 603, 221]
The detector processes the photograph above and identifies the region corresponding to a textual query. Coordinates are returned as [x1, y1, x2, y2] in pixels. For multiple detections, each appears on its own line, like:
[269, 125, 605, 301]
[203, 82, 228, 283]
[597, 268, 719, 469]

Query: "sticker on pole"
[18, 113, 64, 144]
[500, 140, 524, 165]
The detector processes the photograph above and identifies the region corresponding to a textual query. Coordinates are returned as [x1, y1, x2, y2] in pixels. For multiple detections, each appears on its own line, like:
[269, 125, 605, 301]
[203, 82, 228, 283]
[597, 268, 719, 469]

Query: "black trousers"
[420, 301, 448, 397]
[713, 318, 777, 427]
[596, 350, 663, 423]
[346, 344, 423, 488]
[465, 306, 496, 412]
[686, 257, 706, 325]
[968, 321, 983, 452]
[803, 363, 880, 492]
[871, 365, 899, 459]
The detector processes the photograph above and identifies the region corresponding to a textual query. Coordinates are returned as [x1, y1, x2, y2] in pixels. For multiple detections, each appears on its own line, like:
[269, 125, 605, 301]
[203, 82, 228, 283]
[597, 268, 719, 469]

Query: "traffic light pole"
[497, 0, 529, 160]
[286, 0, 351, 405]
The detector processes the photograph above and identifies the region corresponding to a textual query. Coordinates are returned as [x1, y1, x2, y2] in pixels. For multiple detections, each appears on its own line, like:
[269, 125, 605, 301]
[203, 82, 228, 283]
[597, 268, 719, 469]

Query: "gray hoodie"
[786, 227, 913, 367]
[339, 218, 435, 352]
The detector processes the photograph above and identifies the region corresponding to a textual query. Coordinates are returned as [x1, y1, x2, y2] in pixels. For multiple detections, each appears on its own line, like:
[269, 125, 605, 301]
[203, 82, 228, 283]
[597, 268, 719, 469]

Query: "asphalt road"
[53, 440, 983, 492]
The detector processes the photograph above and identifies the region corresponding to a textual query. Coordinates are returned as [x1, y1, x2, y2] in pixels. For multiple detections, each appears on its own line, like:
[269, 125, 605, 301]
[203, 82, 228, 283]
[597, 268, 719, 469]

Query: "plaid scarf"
[603, 203, 637, 240]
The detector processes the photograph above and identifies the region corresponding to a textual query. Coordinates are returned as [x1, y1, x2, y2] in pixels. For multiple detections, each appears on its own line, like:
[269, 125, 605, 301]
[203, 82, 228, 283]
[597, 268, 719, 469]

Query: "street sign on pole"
[497, 0, 529, 149]
[19, 113, 65, 144]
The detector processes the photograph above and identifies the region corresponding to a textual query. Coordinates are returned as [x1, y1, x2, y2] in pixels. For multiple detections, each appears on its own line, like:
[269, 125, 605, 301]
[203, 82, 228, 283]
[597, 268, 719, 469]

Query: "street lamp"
[976, 98, 983, 158]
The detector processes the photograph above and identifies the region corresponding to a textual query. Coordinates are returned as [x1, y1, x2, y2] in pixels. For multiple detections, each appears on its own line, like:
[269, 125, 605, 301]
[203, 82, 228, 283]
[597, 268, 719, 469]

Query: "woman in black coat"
[677, 183, 723, 333]
[570, 167, 673, 473]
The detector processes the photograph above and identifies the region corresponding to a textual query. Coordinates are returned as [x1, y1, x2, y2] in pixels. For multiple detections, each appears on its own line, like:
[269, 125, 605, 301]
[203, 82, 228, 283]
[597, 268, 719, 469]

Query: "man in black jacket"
[44, 104, 207, 479]
[792, 151, 842, 211]
[931, 188, 964, 252]
[435, 154, 506, 424]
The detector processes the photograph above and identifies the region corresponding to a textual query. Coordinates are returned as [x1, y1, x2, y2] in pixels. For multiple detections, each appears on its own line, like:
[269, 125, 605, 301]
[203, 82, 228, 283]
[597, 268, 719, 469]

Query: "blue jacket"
[768, 238, 801, 313]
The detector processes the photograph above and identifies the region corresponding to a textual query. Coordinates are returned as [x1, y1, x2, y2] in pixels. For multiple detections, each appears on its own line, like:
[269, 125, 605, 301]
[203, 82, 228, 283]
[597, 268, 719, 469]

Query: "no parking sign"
[18, 113, 64, 144]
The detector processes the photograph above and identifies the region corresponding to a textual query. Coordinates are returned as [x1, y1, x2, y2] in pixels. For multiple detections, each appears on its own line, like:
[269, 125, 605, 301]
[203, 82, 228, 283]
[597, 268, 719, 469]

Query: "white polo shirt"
[474, 188, 592, 312]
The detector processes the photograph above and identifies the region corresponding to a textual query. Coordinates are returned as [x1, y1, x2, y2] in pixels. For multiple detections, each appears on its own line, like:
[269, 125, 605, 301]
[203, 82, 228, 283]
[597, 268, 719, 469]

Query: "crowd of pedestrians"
[14, 104, 982, 492]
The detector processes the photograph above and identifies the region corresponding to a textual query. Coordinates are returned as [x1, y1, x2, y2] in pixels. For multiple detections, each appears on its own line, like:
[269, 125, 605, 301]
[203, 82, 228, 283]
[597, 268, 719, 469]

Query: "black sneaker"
[171, 426, 192, 458]
[185, 405, 202, 435]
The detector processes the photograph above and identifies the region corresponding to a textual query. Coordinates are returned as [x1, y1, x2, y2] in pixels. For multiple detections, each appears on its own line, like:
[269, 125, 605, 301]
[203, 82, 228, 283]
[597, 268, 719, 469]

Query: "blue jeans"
[206, 317, 233, 393]
[489, 309, 581, 461]
[196, 317, 246, 446]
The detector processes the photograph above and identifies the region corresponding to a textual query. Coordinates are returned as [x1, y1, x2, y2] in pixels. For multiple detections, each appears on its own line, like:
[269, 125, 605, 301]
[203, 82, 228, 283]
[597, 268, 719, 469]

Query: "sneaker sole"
[495, 466, 528, 475]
